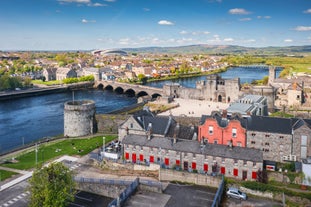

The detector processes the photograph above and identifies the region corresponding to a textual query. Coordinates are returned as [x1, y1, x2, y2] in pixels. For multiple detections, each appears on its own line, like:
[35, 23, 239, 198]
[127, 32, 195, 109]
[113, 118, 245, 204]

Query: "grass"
[32, 80, 62, 86]
[0, 170, 18, 181]
[1, 135, 117, 170]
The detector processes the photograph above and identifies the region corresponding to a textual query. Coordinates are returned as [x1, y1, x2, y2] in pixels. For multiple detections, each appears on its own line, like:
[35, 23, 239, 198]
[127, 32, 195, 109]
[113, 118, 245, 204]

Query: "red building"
[198, 112, 247, 147]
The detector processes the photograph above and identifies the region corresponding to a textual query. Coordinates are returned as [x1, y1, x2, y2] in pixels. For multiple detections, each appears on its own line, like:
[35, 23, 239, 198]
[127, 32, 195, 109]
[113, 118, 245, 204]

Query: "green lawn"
[0, 170, 18, 181]
[1, 135, 117, 170]
[32, 80, 62, 85]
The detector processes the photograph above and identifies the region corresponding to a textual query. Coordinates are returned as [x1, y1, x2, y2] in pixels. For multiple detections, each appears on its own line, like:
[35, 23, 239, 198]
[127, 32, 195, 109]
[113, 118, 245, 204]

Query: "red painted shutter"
[176, 160, 180, 165]
[221, 166, 225, 174]
[125, 152, 129, 160]
[233, 168, 238, 176]
[139, 154, 144, 162]
[204, 164, 208, 172]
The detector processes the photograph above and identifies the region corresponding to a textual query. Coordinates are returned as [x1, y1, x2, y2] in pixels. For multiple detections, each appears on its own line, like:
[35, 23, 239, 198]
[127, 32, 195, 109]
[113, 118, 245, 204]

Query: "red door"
[125, 152, 129, 160]
[220, 166, 225, 174]
[165, 158, 169, 166]
[252, 171, 257, 179]
[192, 162, 196, 170]
[233, 168, 238, 176]
[139, 154, 144, 162]
[150, 156, 154, 163]
[176, 160, 180, 166]
[132, 153, 136, 163]
[204, 164, 208, 172]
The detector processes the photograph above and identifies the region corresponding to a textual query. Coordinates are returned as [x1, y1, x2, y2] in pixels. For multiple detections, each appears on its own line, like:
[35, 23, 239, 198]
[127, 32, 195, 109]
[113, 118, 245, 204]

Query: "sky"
[0, 0, 310, 51]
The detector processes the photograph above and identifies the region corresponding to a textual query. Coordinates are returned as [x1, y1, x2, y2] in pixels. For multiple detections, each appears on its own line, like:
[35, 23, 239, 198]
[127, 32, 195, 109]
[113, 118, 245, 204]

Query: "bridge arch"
[115, 87, 124, 94]
[124, 89, 136, 97]
[105, 85, 113, 91]
[137, 91, 149, 98]
[151, 93, 162, 99]
[97, 83, 104, 90]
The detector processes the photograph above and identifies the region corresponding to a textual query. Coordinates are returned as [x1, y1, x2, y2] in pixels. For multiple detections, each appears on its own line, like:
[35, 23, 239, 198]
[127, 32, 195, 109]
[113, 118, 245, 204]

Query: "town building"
[56, 67, 77, 81]
[42, 67, 57, 81]
[122, 134, 263, 181]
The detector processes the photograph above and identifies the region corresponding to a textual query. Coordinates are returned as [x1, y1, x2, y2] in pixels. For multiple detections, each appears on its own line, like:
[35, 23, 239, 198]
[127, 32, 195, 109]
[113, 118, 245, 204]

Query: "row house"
[56, 67, 77, 81]
[122, 134, 263, 181]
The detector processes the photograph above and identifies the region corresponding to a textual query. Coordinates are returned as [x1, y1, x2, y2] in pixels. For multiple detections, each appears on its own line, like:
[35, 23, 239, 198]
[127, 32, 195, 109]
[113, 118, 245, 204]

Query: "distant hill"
[121, 44, 311, 55]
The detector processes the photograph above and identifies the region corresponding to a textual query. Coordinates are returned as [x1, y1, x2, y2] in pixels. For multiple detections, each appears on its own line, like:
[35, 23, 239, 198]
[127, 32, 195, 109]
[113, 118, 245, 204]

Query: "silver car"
[226, 187, 247, 200]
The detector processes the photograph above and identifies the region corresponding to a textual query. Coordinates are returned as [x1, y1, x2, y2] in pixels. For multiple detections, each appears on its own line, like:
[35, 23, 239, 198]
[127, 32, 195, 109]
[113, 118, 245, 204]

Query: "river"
[0, 90, 137, 153]
[0, 66, 281, 153]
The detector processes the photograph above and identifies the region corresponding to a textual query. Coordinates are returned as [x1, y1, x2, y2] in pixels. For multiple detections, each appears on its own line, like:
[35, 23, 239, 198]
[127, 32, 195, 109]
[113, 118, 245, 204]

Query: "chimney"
[222, 110, 227, 118]
[147, 123, 152, 140]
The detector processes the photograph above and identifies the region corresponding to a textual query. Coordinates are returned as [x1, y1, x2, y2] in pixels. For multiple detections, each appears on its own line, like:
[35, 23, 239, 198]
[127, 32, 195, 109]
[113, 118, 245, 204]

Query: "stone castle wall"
[64, 100, 96, 137]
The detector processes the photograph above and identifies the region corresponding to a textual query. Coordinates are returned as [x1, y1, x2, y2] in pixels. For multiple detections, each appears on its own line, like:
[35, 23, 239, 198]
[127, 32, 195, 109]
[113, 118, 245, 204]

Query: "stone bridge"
[94, 80, 163, 98]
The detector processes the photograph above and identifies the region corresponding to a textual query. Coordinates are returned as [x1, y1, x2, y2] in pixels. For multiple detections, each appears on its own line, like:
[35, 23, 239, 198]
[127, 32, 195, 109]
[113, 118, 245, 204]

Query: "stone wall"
[247, 131, 292, 162]
[96, 114, 130, 134]
[76, 182, 126, 198]
[64, 100, 96, 137]
[159, 169, 221, 187]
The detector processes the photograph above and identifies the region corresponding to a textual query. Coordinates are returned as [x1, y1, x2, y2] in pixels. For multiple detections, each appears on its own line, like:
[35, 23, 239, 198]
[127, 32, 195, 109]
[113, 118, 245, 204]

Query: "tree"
[28, 162, 76, 207]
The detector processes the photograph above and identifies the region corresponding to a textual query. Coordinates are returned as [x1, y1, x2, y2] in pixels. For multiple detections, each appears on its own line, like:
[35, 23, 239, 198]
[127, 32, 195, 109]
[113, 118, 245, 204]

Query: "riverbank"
[0, 82, 94, 101]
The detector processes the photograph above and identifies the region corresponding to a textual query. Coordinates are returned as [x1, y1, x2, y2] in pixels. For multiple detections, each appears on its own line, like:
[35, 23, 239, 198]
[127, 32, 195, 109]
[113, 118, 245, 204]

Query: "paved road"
[0, 180, 29, 207]
[222, 195, 283, 207]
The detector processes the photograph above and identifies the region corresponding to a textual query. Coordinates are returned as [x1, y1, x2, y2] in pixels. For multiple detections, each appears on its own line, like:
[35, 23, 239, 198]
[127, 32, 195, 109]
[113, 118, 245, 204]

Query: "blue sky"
[0, 0, 310, 50]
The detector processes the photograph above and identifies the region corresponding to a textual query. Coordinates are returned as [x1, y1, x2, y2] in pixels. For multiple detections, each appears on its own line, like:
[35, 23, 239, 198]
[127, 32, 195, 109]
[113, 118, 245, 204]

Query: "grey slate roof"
[123, 134, 263, 162]
[245, 116, 293, 134]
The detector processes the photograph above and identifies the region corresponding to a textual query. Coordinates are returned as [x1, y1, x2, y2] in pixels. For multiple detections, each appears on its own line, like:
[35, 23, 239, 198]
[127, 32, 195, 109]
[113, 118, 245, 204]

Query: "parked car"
[226, 187, 247, 200]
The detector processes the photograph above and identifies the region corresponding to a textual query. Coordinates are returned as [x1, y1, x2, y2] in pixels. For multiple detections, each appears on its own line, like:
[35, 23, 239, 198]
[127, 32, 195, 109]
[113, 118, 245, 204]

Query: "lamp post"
[102, 137, 106, 152]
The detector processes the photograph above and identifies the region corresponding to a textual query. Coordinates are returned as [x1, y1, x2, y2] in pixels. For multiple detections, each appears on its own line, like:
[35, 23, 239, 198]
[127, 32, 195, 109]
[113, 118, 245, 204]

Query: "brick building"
[198, 112, 247, 147]
[122, 134, 263, 181]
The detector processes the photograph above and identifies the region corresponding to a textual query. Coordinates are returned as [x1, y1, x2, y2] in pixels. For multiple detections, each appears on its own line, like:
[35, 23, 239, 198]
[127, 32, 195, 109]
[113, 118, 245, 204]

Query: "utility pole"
[35, 143, 38, 167]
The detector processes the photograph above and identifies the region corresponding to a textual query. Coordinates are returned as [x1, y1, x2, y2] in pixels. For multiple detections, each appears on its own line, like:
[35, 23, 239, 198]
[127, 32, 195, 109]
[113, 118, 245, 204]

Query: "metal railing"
[211, 175, 225, 207]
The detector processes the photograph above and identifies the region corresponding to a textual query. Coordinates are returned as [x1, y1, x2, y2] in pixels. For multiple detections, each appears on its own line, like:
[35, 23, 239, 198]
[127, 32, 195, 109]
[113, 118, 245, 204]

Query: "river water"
[0, 67, 281, 153]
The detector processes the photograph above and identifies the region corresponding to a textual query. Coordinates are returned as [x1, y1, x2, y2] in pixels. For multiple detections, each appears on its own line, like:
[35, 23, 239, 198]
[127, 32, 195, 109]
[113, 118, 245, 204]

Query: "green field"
[1, 135, 117, 170]
[0, 170, 18, 181]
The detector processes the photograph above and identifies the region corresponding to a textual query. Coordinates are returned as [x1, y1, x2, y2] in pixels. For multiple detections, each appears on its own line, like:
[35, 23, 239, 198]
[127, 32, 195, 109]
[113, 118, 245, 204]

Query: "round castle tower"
[64, 100, 96, 137]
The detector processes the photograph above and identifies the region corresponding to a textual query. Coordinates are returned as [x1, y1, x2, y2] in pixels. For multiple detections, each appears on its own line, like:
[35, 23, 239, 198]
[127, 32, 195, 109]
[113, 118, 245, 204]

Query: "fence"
[211, 175, 225, 207]
[108, 178, 139, 207]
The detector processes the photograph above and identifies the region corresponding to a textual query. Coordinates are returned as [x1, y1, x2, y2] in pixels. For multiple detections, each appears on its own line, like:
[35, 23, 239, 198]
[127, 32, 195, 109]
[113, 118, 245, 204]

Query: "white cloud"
[284, 39, 293, 43]
[229, 8, 251, 15]
[58, 0, 90, 3]
[180, 30, 188, 34]
[203, 31, 210, 35]
[224, 38, 234, 42]
[294, 26, 311, 31]
[239, 18, 252, 21]
[244, 39, 256, 43]
[119, 38, 130, 45]
[81, 19, 96, 23]
[104, 0, 116, 2]
[158, 20, 174, 25]
[90, 3, 106, 7]
[303, 9, 311, 14]
[257, 16, 271, 19]
[143, 8, 150, 12]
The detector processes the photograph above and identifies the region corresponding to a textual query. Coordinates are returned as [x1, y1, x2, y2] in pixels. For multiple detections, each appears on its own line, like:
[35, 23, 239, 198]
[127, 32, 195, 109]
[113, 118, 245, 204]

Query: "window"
[279, 136, 284, 139]
[243, 160, 247, 166]
[234, 159, 238, 165]
[214, 140, 218, 144]
[253, 162, 256, 167]
[130, 123, 133, 128]
[265, 134, 270, 138]
[251, 141, 256, 144]
[251, 133, 256, 136]
[221, 158, 225, 163]
[265, 142, 270, 146]
[237, 142, 242, 147]
[232, 128, 237, 137]
[209, 126, 213, 135]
